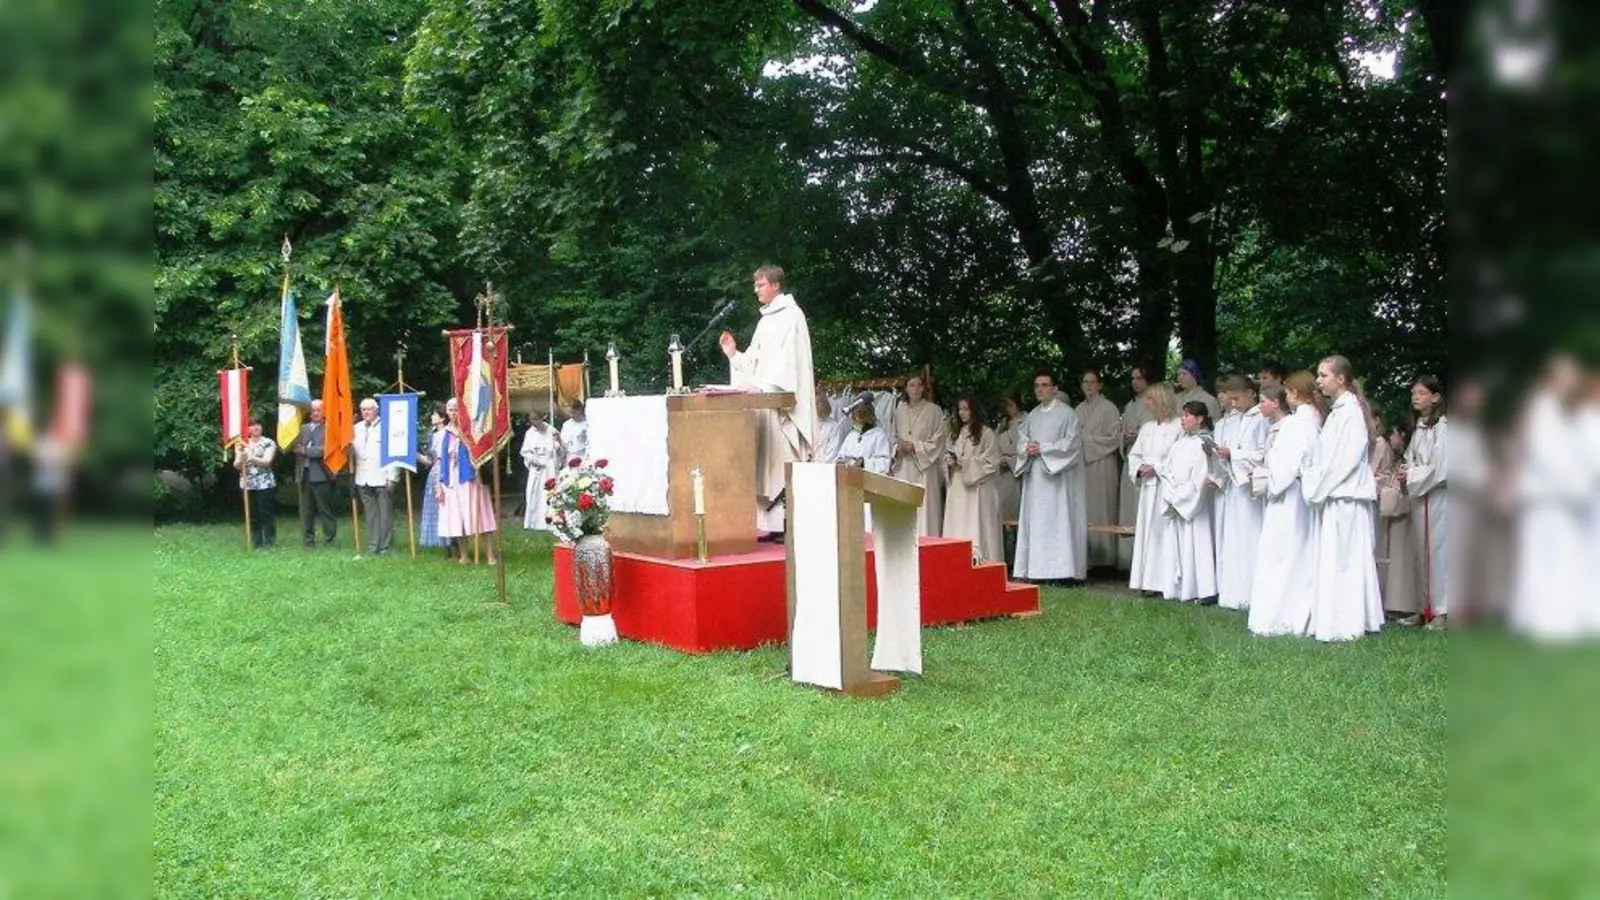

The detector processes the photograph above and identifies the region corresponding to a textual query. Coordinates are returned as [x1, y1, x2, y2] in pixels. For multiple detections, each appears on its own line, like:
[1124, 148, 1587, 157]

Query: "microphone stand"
[645, 300, 742, 390]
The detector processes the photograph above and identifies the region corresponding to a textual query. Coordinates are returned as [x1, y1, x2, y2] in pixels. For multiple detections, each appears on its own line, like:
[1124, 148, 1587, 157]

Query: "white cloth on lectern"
[789, 463, 845, 689]
[587, 395, 669, 515]
[868, 500, 922, 676]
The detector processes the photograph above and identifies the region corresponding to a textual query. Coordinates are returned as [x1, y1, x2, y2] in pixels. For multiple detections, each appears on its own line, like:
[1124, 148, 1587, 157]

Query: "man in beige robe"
[1076, 369, 1122, 570]
[1117, 364, 1155, 570]
[721, 264, 818, 536]
[891, 374, 946, 537]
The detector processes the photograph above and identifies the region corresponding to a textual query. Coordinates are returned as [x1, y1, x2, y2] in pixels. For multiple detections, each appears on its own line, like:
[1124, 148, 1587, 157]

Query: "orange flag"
[321, 287, 354, 474]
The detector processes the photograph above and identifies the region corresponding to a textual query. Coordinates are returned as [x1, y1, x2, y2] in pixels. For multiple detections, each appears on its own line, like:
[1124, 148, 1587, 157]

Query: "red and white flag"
[49, 362, 91, 451]
[220, 367, 249, 450]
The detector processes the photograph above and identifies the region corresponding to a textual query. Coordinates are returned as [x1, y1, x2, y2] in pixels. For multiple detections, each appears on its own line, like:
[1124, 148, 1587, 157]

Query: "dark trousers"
[359, 484, 393, 554]
[300, 479, 338, 545]
[249, 488, 277, 548]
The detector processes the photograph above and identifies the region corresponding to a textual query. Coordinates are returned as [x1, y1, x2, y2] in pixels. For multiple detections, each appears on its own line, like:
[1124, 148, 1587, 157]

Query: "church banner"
[378, 392, 420, 472]
[445, 327, 511, 468]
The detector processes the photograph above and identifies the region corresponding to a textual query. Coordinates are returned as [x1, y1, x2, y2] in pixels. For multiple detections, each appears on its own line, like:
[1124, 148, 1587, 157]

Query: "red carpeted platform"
[553, 536, 1040, 653]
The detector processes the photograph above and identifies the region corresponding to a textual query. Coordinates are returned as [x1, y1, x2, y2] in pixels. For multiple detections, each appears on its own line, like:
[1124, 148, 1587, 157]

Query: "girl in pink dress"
[434, 398, 499, 564]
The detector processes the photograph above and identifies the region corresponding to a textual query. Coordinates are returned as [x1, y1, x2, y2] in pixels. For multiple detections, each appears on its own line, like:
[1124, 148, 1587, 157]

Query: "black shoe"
[1198, 596, 1220, 606]
[757, 532, 785, 544]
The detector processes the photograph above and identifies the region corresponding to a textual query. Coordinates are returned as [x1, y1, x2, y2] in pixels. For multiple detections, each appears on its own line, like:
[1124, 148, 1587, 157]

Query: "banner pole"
[493, 449, 507, 604]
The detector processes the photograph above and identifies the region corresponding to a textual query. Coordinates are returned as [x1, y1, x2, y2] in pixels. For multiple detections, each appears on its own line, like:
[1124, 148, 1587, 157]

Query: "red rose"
[568, 457, 581, 468]
[544, 477, 557, 490]
[595, 458, 609, 469]
[578, 492, 595, 510]
[599, 477, 614, 493]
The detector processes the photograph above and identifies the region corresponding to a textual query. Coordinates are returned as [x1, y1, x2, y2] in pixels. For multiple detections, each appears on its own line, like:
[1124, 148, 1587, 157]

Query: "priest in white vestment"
[1299, 357, 1384, 642]
[1127, 382, 1180, 593]
[721, 265, 819, 535]
[1076, 369, 1122, 570]
[1159, 403, 1221, 602]
[1402, 374, 1449, 626]
[519, 413, 563, 531]
[1213, 379, 1270, 610]
[1116, 365, 1156, 570]
[1248, 381, 1321, 636]
[942, 396, 1004, 562]
[1012, 370, 1088, 582]
[891, 374, 946, 537]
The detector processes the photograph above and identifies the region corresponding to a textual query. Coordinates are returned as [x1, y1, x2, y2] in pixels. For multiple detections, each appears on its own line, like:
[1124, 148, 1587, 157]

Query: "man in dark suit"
[292, 399, 339, 547]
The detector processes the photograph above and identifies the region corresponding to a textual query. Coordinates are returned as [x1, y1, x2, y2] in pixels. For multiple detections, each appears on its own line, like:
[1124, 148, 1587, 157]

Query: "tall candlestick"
[691, 467, 706, 515]
[667, 333, 684, 393]
[605, 341, 620, 395]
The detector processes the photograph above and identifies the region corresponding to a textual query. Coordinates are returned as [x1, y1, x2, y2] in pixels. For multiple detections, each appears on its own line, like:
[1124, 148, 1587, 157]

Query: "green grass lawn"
[155, 521, 1445, 897]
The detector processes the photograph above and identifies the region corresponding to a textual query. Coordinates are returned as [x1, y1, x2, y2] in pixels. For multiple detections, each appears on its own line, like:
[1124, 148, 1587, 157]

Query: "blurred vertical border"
[0, 0, 151, 898]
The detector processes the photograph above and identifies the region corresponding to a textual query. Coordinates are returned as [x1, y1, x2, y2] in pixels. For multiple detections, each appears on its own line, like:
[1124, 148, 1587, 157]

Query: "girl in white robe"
[942, 395, 1004, 562]
[1299, 356, 1384, 642]
[1213, 378, 1270, 610]
[519, 415, 563, 531]
[1508, 358, 1590, 641]
[1402, 374, 1449, 626]
[892, 375, 947, 537]
[1248, 381, 1320, 636]
[1159, 402, 1221, 602]
[1126, 382, 1181, 593]
[994, 393, 1025, 524]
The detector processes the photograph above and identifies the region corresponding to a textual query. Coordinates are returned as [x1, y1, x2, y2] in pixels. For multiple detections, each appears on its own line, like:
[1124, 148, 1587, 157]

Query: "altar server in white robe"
[1076, 368, 1123, 570]
[1212, 376, 1270, 610]
[994, 393, 1026, 524]
[1401, 374, 1450, 627]
[1012, 369, 1088, 582]
[1117, 364, 1156, 570]
[1159, 402, 1222, 602]
[942, 395, 1004, 562]
[1299, 356, 1384, 642]
[560, 400, 589, 463]
[1508, 356, 1590, 641]
[519, 412, 563, 531]
[836, 399, 893, 474]
[813, 385, 850, 465]
[891, 374, 946, 536]
[1127, 382, 1181, 593]
[1250, 374, 1324, 635]
[721, 264, 819, 535]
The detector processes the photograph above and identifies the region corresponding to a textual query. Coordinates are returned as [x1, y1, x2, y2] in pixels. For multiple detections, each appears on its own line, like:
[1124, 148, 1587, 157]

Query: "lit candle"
[668, 333, 684, 392]
[606, 342, 620, 394]
[692, 467, 706, 515]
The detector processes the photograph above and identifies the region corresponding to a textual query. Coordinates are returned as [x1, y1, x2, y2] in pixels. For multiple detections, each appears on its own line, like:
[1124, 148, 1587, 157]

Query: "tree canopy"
[156, 0, 1447, 490]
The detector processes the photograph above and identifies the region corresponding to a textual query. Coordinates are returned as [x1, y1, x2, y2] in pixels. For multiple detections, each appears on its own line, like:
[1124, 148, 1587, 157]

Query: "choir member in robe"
[942, 395, 1004, 562]
[1247, 382, 1319, 636]
[1213, 376, 1270, 610]
[1401, 374, 1449, 628]
[721, 264, 819, 536]
[1299, 356, 1384, 641]
[1508, 356, 1589, 640]
[1117, 364, 1156, 571]
[994, 393, 1025, 525]
[1375, 418, 1421, 617]
[1126, 381, 1181, 593]
[1256, 361, 1287, 393]
[1582, 375, 1600, 628]
[560, 400, 589, 463]
[1159, 402, 1222, 602]
[1175, 358, 1222, 421]
[836, 398, 892, 474]
[891, 374, 946, 537]
[519, 411, 563, 531]
[1012, 369, 1088, 583]
[814, 385, 850, 465]
[1076, 368, 1123, 571]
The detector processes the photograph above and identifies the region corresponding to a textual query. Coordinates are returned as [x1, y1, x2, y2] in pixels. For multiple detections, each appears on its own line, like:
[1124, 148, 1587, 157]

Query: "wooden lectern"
[605, 391, 795, 559]
[785, 462, 925, 697]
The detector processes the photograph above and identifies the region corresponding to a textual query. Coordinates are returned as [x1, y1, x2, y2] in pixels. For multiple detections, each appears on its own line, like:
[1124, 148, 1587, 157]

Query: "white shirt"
[352, 419, 395, 487]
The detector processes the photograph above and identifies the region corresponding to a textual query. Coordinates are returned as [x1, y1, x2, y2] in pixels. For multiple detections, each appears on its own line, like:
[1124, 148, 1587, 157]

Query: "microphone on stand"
[645, 298, 746, 389]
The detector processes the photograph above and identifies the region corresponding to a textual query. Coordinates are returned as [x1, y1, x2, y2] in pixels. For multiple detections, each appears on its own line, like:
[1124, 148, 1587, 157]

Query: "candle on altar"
[606, 342, 620, 394]
[668, 333, 684, 392]
[691, 467, 706, 515]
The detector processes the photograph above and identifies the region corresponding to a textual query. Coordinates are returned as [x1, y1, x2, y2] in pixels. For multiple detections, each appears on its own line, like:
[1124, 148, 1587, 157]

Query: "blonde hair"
[1321, 355, 1376, 450]
[1285, 370, 1327, 419]
[1145, 381, 1178, 422]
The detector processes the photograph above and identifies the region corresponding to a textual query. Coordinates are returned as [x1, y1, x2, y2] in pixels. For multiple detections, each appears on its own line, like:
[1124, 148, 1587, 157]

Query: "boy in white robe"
[721, 264, 819, 536]
[1012, 369, 1088, 583]
[1159, 402, 1221, 602]
[813, 386, 850, 465]
[1249, 378, 1322, 636]
[1299, 356, 1384, 642]
[1212, 377, 1270, 610]
[519, 412, 563, 531]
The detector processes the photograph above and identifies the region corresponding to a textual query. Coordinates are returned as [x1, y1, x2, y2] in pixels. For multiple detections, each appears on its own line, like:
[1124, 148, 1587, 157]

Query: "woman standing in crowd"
[418, 403, 448, 554]
[994, 392, 1025, 525]
[943, 395, 1004, 562]
[892, 374, 947, 536]
[435, 397, 499, 565]
[1248, 378, 1320, 636]
[234, 418, 277, 550]
[1402, 374, 1449, 628]
[1159, 401, 1220, 603]
[1299, 356, 1383, 641]
[1374, 416, 1419, 618]
[1126, 381, 1181, 594]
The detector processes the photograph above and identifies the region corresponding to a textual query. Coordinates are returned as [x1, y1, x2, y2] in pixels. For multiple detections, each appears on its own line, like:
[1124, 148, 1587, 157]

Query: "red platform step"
[553, 536, 1040, 653]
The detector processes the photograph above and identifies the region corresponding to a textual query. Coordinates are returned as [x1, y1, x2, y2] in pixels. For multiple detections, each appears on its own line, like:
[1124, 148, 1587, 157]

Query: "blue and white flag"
[275, 276, 313, 449]
[378, 392, 420, 472]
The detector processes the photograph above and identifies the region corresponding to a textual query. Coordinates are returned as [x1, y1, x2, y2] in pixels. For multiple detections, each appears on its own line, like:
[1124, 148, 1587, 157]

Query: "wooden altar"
[604, 391, 795, 559]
